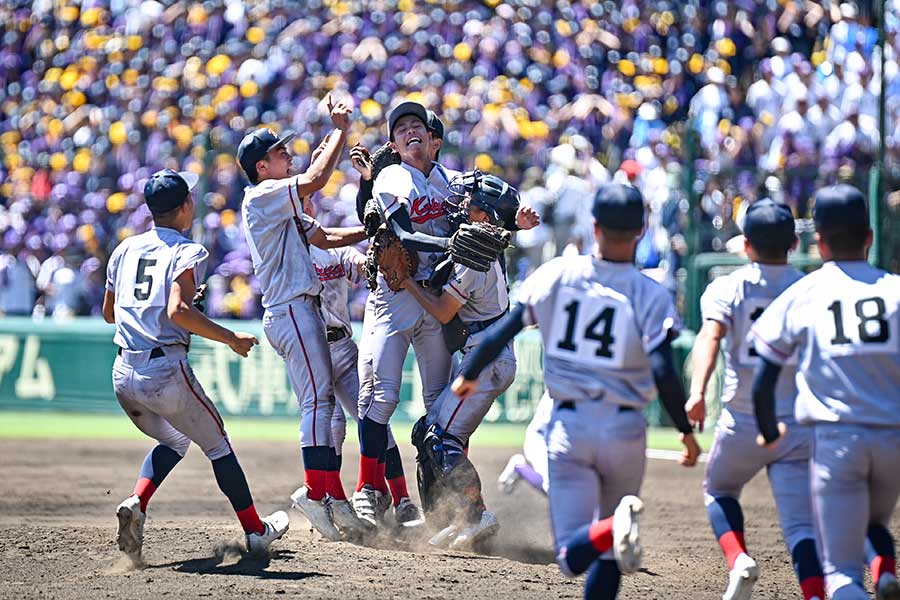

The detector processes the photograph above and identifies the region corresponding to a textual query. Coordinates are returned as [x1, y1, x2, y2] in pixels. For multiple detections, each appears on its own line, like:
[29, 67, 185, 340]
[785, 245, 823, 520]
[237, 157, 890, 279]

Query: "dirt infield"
[0, 438, 896, 600]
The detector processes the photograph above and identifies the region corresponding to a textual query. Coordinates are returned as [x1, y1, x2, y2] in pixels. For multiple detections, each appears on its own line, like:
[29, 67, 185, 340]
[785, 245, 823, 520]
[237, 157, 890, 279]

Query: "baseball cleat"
[723, 553, 759, 600]
[449, 510, 500, 551]
[877, 574, 900, 600]
[612, 495, 643, 574]
[351, 484, 382, 528]
[393, 497, 425, 527]
[376, 490, 392, 522]
[115, 495, 145, 561]
[328, 498, 372, 533]
[290, 486, 341, 541]
[246, 510, 290, 554]
[429, 524, 458, 548]
[497, 453, 526, 494]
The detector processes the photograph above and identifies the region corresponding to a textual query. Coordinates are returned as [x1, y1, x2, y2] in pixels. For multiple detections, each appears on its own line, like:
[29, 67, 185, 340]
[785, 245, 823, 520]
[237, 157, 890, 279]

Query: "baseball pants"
[810, 423, 900, 600]
[705, 408, 815, 552]
[263, 296, 335, 449]
[112, 345, 231, 460]
[329, 334, 397, 454]
[426, 342, 516, 446]
[523, 391, 552, 494]
[358, 285, 453, 425]
[546, 400, 647, 556]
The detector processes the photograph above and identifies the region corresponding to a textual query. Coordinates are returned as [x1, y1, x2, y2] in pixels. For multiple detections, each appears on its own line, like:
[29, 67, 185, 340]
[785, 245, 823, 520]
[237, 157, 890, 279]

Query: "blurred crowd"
[1, 0, 898, 320]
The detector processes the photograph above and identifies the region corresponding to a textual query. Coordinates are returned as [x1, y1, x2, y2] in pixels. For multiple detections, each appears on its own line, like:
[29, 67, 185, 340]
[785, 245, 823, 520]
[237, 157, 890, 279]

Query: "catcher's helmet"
[447, 169, 520, 229]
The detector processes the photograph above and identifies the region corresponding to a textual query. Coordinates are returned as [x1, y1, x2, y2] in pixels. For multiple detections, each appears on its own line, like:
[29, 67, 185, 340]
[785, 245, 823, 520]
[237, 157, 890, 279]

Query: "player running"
[104, 169, 288, 562]
[238, 96, 368, 540]
[400, 170, 519, 550]
[453, 182, 700, 598]
[751, 184, 900, 600]
[687, 199, 824, 600]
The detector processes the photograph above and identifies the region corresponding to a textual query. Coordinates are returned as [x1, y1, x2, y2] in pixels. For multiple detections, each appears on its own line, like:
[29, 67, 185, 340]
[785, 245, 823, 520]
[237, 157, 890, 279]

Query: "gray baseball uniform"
[515, 255, 680, 553]
[700, 263, 814, 552]
[107, 227, 230, 460]
[358, 161, 458, 425]
[242, 177, 334, 451]
[751, 261, 900, 600]
[425, 260, 516, 445]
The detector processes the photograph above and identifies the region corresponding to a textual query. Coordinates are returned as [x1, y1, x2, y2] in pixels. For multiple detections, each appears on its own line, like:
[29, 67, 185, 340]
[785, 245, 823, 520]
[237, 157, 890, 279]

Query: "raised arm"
[295, 97, 351, 198]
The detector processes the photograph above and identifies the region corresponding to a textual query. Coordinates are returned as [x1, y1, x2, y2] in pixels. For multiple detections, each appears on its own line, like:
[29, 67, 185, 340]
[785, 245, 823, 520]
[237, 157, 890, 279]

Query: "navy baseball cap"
[742, 199, 795, 247]
[427, 110, 444, 140]
[387, 101, 429, 140]
[144, 169, 199, 214]
[237, 128, 296, 182]
[592, 183, 645, 231]
[813, 184, 869, 231]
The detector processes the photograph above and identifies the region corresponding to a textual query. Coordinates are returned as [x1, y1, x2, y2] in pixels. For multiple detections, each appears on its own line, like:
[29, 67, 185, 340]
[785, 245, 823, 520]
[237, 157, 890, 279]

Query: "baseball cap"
[387, 100, 429, 140]
[742, 199, 795, 248]
[426, 110, 444, 140]
[592, 183, 644, 231]
[144, 169, 199, 214]
[237, 128, 296, 182]
[813, 184, 869, 231]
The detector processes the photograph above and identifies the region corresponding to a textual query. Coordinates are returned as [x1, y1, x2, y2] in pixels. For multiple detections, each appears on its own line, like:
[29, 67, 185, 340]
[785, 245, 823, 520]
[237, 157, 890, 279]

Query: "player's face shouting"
[393, 116, 431, 164]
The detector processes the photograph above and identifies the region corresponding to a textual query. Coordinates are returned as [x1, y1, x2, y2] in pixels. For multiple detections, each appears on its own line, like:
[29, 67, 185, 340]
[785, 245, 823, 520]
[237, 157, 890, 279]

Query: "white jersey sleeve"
[372, 164, 415, 221]
[635, 278, 681, 353]
[173, 242, 210, 283]
[106, 244, 124, 292]
[700, 275, 735, 327]
[335, 246, 366, 285]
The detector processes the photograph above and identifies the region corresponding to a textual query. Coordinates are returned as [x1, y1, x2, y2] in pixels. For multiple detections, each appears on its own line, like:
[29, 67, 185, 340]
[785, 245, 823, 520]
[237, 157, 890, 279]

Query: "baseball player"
[238, 97, 369, 540]
[352, 101, 460, 527]
[104, 169, 289, 562]
[751, 184, 900, 600]
[400, 171, 520, 549]
[452, 183, 700, 598]
[687, 199, 824, 600]
[497, 391, 552, 496]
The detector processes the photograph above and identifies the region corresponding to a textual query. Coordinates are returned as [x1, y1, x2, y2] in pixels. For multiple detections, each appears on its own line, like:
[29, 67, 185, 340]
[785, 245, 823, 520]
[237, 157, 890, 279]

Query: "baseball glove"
[367, 225, 419, 291]
[448, 222, 511, 272]
[363, 197, 382, 238]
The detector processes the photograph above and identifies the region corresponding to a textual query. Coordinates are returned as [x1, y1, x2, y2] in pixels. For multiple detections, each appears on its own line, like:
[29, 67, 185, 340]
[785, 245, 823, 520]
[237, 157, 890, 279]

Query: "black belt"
[467, 311, 507, 335]
[118, 347, 165, 359]
[415, 280, 430, 288]
[558, 401, 635, 412]
[326, 327, 349, 343]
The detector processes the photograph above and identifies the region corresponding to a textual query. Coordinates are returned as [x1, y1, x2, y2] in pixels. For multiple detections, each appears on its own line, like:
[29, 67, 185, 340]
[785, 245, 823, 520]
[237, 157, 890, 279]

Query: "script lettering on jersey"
[314, 263, 346, 282]
[409, 195, 447, 224]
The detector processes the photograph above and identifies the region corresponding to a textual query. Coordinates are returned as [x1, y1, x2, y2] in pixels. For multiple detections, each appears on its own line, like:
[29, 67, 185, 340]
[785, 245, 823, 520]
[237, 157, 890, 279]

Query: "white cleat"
[290, 487, 341, 541]
[429, 524, 458, 548]
[328, 498, 372, 534]
[351, 485, 382, 528]
[246, 510, 290, 554]
[877, 574, 900, 600]
[449, 510, 500, 551]
[497, 453, 526, 494]
[393, 497, 425, 527]
[613, 495, 643, 574]
[116, 495, 145, 562]
[723, 553, 759, 600]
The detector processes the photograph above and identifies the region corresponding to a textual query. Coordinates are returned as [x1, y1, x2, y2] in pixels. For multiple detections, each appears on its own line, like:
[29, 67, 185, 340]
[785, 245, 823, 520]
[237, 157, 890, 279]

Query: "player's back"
[701, 263, 804, 416]
[519, 255, 680, 407]
[753, 261, 900, 425]
[107, 227, 208, 351]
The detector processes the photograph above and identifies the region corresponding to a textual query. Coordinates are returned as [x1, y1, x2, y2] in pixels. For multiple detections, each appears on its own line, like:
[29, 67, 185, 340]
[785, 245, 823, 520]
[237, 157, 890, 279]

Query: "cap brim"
[269, 131, 296, 153]
[178, 171, 200, 191]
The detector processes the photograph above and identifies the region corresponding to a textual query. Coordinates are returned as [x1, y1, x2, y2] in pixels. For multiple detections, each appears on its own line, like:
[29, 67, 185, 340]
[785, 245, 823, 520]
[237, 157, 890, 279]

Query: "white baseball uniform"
[107, 227, 230, 460]
[751, 261, 900, 600]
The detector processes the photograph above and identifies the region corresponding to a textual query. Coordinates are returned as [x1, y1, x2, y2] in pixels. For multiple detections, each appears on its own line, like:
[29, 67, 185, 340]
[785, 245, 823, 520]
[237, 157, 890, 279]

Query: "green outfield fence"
[0, 317, 707, 428]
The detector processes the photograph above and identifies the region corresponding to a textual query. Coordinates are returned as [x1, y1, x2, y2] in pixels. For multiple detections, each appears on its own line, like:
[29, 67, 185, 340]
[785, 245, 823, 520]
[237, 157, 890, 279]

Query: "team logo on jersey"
[314, 263, 346, 282]
[409, 195, 448, 224]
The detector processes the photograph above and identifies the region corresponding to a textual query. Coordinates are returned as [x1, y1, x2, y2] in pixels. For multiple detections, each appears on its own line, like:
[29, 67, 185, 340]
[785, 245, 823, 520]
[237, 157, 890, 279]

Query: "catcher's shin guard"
[422, 426, 486, 524]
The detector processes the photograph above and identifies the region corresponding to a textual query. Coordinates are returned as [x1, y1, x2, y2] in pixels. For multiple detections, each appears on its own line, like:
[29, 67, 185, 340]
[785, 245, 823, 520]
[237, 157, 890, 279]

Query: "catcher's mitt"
[363, 197, 382, 238]
[367, 225, 419, 291]
[448, 222, 511, 272]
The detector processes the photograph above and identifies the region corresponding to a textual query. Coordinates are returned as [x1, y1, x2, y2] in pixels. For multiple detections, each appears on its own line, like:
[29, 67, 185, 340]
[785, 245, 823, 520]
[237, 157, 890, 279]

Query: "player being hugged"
[751, 185, 900, 600]
[238, 96, 369, 541]
[688, 199, 825, 600]
[452, 183, 700, 599]
[396, 170, 516, 550]
[104, 169, 289, 563]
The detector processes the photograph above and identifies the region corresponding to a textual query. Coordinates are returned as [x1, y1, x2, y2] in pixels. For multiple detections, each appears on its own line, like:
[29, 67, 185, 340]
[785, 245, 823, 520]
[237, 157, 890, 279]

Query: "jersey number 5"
[134, 258, 157, 301]
[557, 300, 617, 358]
[827, 297, 890, 344]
